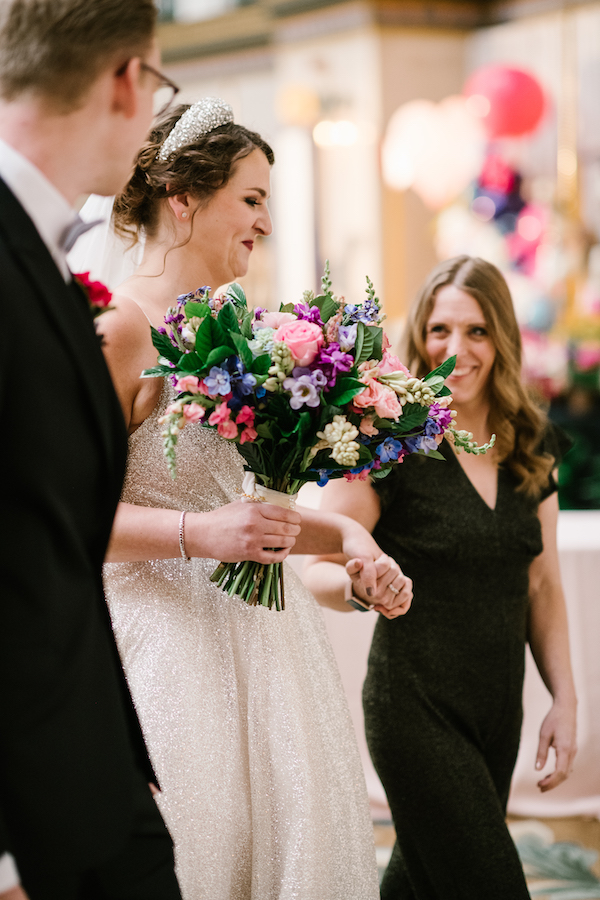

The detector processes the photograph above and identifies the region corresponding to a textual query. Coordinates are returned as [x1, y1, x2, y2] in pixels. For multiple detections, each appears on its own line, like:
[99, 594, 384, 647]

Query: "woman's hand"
[187, 500, 302, 564]
[347, 554, 413, 620]
[535, 700, 577, 792]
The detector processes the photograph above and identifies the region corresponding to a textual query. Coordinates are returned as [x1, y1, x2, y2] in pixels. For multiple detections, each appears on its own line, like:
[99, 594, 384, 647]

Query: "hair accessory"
[158, 97, 234, 162]
[179, 510, 191, 562]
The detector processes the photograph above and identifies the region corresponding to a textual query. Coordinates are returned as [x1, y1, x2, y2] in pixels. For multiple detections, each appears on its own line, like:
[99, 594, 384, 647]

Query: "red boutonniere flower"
[73, 272, 112, 319]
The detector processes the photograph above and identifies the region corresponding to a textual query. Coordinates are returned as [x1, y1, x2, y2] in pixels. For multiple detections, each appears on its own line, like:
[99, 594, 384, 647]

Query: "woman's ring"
[389, 584, 400, 595]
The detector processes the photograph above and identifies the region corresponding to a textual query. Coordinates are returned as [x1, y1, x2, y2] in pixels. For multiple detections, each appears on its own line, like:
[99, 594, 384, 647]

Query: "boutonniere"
[73, 272, 112, 319]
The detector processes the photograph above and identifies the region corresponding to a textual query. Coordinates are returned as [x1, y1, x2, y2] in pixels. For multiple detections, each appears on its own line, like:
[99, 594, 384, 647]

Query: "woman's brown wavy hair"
[113, 103, 274, 246]
[401, 255, 553, 497]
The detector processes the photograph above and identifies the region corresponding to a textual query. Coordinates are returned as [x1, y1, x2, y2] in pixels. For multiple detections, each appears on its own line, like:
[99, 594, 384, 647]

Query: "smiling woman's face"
[190, 148, 273, 287]
[425, 284, 496, 410]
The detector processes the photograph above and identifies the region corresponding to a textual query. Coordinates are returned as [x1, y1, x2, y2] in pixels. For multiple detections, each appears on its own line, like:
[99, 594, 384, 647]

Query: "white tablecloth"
[293, 506, 600, 820]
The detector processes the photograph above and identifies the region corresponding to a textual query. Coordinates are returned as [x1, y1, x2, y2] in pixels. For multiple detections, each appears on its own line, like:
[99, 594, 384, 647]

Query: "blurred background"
[155, 0, 600, 507]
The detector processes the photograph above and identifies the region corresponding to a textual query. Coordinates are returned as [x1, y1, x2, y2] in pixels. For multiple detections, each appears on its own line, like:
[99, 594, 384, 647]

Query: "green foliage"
[141, 364, 173, 379]
[354, 322, 375, 366]
[150, 327, 180, 364]
[240, 311, 254, 339]
[231, 332, 253, 369]
[326, 376, 366, 406]
[249, 353, 272, 376]
[195, 314, 228, 362]
[205, 345, 232, 368]
[396, 403, 429, 430]
[184, 301, 211, 320]
[217, 301, 241, 334]
[224, 282, 247, 308]
[425, 355, 456, 383]
[279, 302, 295, 314]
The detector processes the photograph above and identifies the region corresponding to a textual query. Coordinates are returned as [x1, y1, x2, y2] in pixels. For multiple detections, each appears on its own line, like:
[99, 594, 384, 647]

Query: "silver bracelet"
[178, 510, 191, 562]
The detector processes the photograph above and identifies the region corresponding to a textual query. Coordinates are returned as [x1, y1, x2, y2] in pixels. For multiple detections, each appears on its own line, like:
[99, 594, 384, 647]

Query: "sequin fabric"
[158, 98, 234, 161]
[103, 380, 379, 900]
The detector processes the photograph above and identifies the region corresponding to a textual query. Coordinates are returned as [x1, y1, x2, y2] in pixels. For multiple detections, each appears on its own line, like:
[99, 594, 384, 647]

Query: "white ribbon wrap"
[241, 472, 298, 510]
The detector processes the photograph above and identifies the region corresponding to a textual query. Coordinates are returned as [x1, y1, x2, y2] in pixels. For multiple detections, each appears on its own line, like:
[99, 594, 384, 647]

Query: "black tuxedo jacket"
[0, 178, 157, 881]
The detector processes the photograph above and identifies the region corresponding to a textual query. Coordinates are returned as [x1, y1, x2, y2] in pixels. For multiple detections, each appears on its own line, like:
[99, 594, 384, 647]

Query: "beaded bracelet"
[179, 510, 191, 562]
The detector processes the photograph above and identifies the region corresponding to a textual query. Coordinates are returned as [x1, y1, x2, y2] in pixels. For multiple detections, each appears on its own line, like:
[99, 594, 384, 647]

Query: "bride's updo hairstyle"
[402, 255, 553, 497]
[113, 101, 274, 246]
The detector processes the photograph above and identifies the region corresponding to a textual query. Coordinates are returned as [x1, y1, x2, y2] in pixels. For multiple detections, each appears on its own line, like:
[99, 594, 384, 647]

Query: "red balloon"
[464, 65, 545, 138]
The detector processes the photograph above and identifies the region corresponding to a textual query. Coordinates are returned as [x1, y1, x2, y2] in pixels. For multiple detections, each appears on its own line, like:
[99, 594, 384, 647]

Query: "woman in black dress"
[304, 256, 577, 899]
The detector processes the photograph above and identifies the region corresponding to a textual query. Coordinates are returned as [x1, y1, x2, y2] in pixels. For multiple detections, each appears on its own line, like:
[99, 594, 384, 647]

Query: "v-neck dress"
[363, 432, 567, 900]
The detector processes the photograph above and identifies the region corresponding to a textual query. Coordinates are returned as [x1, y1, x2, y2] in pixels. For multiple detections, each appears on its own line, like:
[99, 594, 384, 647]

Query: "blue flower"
[256, 385, 266, 399]
[376, 437, 404, 463]
[317, 469, 331, 487]
[203, 366, 231, 396]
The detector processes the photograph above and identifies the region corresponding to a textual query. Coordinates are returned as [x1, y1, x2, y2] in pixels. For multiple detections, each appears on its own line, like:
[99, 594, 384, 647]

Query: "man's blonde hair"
[0, 0, 156, 110]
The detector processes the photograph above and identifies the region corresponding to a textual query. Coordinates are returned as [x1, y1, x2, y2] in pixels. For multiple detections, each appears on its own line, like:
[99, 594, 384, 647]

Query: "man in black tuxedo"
[0, 3, 182, 898]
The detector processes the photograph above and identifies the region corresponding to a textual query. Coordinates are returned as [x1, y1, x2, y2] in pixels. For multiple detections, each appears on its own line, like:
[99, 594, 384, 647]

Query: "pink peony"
[353, 379, 402, 420]
[378, 350, 410, 377]
[256, 311, 297, 330]
[274, 320, 324, 366]
[239, 425, 258, 444]
[176, 375, 203, 394]
[182, 403, 206, 422]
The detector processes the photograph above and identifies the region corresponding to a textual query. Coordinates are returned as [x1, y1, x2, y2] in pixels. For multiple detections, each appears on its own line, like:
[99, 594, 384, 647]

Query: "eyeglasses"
[116, 59, 181, 118]
[140, 61, 181, 117]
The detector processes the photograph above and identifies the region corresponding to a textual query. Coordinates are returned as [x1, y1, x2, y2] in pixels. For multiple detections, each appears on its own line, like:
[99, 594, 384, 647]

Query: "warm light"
[465, 94, 491, 119]
[557, 147, 577, 178]
[471, 195, 496, 222]
[313, 119, 358, 147]
[518, 214, 543, 241]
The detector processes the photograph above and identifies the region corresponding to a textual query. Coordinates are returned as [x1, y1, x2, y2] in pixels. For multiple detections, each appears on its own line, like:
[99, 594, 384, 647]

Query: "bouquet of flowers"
[143, 264, 493, 610]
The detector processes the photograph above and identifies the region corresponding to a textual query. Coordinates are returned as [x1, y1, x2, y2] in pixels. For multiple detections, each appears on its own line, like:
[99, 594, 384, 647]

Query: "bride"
[76, 98, 412, 899]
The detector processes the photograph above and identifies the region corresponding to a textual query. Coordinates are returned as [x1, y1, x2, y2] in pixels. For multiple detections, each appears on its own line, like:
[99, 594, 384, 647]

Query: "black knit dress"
[364, 432, 567, 899]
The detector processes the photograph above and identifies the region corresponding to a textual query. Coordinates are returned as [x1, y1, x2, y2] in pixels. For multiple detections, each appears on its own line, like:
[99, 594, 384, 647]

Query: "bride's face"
[190, 148, 272, 286]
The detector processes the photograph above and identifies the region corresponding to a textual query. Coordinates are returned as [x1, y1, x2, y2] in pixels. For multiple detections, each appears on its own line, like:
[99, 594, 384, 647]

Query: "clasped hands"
[346, 554, 413, 620]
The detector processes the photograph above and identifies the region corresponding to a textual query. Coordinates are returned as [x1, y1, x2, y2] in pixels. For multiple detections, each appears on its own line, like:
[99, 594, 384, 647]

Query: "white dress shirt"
[0, 137, 77, 281]
[0, 138, 80, 893]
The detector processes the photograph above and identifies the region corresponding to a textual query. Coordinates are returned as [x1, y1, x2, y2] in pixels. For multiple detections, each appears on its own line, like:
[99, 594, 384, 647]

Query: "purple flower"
[428, 402, 453, 429]
[294, 303, 323, 326]
[254, 307, 266, 320]
[376, 437, 404, 463]
[203, 366, 232, 396]
[344, 298, 380, 324]
[291, 367, 327, 389]
[338, 324, 358, 352]
[314, 343, 354, 387]
[283, 374, 320, 409]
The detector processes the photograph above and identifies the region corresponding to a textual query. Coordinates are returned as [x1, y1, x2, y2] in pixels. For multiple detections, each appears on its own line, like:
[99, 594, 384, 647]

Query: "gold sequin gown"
[103, 381, 379, 900]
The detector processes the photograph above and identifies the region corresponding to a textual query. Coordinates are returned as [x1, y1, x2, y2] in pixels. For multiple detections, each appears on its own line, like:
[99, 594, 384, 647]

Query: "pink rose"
[239, 425, 258, 444]
[208, 403, 232, 426]
[236, 406, 255, 427]
[273, 320, 324, 366]
[177, 375, 203, 394]
[353, 379, 402, 421]
[256, 311, 297, 330]
[217, 420, 238, 439]
[359, 415, 379, 436]
[182, 403, 206, 423]
[378, 350, 410, 377]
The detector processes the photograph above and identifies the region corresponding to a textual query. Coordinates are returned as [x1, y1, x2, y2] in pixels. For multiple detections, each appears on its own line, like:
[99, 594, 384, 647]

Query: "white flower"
[311, 415, 360, 465]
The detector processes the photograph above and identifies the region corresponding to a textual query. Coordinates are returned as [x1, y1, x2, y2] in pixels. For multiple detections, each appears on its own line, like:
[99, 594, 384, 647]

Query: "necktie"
[59, 215, 104, 253]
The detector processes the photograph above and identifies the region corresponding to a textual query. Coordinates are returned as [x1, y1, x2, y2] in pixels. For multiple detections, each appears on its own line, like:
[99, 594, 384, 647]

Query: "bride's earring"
[181, 212, 188, 219]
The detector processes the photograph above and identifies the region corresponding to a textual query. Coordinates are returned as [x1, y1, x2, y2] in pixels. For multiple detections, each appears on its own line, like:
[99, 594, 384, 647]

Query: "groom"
[0, 2, 181, 898]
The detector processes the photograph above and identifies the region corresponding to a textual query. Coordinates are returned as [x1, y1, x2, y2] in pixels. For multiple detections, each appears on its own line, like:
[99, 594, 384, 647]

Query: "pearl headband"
[157, 97, 234, 162]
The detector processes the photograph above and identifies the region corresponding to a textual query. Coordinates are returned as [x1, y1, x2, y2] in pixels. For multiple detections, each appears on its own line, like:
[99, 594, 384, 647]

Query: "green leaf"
[425, 375, 445, 393]
[231, 332, 253, 369]
[150, 326, 180, 363]
[184, 301, 211, 320]
[241, 311, 253, 340]
[265, 393, 297, 436]
[217, 301, 241, 334]
[256, 423, 273, 439]
[326, 376, 366, 406]
[178, 352, 202, 373]
[318, 295, 338, 323]
[394, 404, 429, 430]
[371, 326, 384, 361]
[141, 364, 173, 378]
[205, 345, 232, 368]
[437, 385, 452, 397]
[296, 410, 313, 446]
[224, 282, 247, 308]
[422, 448, 445, 460]
[354, 322, 375, 366]
[195, 314, 227, 362]
[425, 355, 456, 382]
[279, 302, 295, 314]
[249, 353, 271, 376]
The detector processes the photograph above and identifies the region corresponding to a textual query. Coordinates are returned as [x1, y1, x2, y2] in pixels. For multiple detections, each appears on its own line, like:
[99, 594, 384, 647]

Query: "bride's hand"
[347, 554, 413, 620]
[187, 500, 301, 564]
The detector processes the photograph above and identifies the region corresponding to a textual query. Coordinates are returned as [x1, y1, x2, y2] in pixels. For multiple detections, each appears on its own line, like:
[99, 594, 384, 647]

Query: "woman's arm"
[303, 479, 412, 619]
[527, 490, 577, 792]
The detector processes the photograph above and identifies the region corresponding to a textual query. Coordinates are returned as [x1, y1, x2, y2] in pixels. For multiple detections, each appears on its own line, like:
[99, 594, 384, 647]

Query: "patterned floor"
[373, 817, 600, 896]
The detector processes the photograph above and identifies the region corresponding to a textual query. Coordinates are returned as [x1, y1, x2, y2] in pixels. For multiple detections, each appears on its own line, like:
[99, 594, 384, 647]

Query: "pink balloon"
[464, 65, 546, 138]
